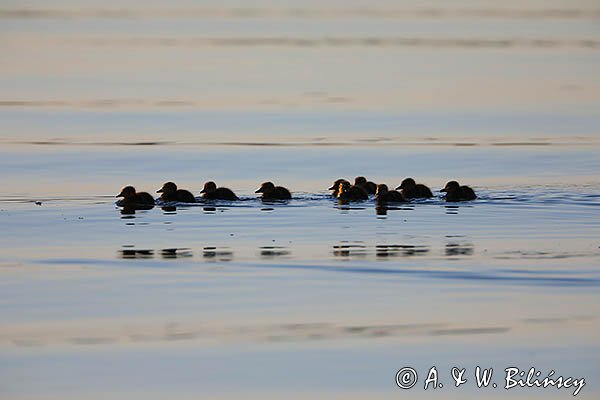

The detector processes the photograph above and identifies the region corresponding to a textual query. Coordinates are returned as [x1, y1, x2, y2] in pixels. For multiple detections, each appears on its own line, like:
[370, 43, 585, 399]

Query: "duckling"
[200, 181, 239, 201]
[376, 184, 405, 203]
[328, 178, 350, 197]
[396, 177, 433, 199]
[441, 180, 477, 202]
[157, 181, 196, 203]
[116, 186, 155, 206]
[354, 176, 377, 195]
[337, 181, 368, 201]
[255, 181, 292, 200]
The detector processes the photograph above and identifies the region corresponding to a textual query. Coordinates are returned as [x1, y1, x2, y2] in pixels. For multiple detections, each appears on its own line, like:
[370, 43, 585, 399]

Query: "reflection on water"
[119, 205, 154, 216]
[161, 248, 193, 259]
[333, 243, 431, 260]
[203, 247, 233, 262]
[375, 204, 415, 216]
[332, 242, 367, 258]
[376, 244, 430, 258]
[445, 242, 475, 257]
[119, 248, 154, 259]
[259, 246, 291, 259]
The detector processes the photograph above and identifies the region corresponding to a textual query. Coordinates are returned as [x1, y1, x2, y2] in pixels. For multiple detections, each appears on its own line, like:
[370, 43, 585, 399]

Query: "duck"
[328, 178, 350, 197]
[396, 177, 433, 199]
[116, 186, 155, 206]
[375, 184, 405, 203]
[255, 181, 292, 200]
[354, 176, 377, 195]
[441, 180, 477, 202]
[200, 181, 239, 201]
[337, 181, 368, 201]
[157, 181, 196, 203]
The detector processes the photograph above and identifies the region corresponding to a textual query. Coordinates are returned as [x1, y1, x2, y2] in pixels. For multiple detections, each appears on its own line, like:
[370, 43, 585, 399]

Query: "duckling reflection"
[332, 242, 367, 258]
[161, 248, 193, 259]
[116, 186, 155, 208]
[376, 204, 388, 216]
[381, 244, 430, 257]
[396, 178, 433, 199]
[328, 178, 350, 197]
[157, 181, 196, 203]
[255, 181, 292, 201]
[445, 242, 474, 257]
[375, 184, 405, 203]
[120, 206, 136, 216]
[202, 246, 233, 262]
[354, 176, 377, 194]
[200, 181, 239, 201]
[337, 181, 368, 202]
[259, 246, 291, 259]
[119, 248, 154, 259]
[441, 180, 477, 202]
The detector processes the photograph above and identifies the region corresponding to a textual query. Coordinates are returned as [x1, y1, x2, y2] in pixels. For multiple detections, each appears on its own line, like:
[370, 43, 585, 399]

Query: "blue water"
[1, 0, 599, 398]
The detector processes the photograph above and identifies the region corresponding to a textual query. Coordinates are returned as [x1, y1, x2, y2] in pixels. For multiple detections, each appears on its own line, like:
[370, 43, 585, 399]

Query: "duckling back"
[176, 189, 197, 203]
[205, 187, 239, 201]
[256, 182, 292, 200]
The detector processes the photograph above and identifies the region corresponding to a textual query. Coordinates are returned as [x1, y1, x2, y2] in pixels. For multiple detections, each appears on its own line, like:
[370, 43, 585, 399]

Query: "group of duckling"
[331, 176, 476, 203]
[117, 181, 291, 207]
[117, 177, 476, 208]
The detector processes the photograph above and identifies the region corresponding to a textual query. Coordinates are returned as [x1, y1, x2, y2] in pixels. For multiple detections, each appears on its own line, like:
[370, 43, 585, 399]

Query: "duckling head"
[200, 181, 217, 194]
[376, 184, 389, 195]
[157, 181, 177, 194]
[397, 177, 416, 190]
[336, 181, 352, 197]
[354, 176, 367, 186]
[117, 186, 136, 199]
[329, 178, 349, 190]
[441, 180, 460, 192]
[255, 181, 275, 193]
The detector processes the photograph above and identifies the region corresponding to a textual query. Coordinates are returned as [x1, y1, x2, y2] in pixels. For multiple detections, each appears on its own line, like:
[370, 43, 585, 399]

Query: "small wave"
[2, 7, 599, 20]
[76, 36, 600, 50]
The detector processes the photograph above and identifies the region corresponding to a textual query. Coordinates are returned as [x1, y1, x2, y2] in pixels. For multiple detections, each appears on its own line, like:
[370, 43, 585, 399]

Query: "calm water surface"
[1, 0, 599, 399]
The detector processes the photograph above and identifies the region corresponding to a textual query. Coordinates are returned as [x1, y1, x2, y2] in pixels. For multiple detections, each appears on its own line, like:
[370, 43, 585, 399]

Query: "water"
[1, 1, 599, 399]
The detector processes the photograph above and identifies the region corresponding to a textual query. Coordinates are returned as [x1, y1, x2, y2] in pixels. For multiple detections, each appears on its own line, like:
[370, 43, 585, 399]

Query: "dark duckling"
[157, 181, 196, 203]
[396, 177, 433, 199]
[441, 180, 477, 202]
[328, 178, 350, 197]
[200, 181, 239, 201]
[255, 181, 292, 201]
[376, 184, 405, 203]
[337, 181, 368, 201]
[354, 176, 377, 195]
[116, 186, 155, 206]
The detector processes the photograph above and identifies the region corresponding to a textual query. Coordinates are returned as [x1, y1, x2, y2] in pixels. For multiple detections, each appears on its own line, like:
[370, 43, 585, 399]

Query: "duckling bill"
[116, 186, 155, 206]
[396, 177, 433, 199]
[157, 181, 196, 203]
[441, 180, 477, 202]
[255, 182, 292, 200]
[200, 181, 239, 201]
